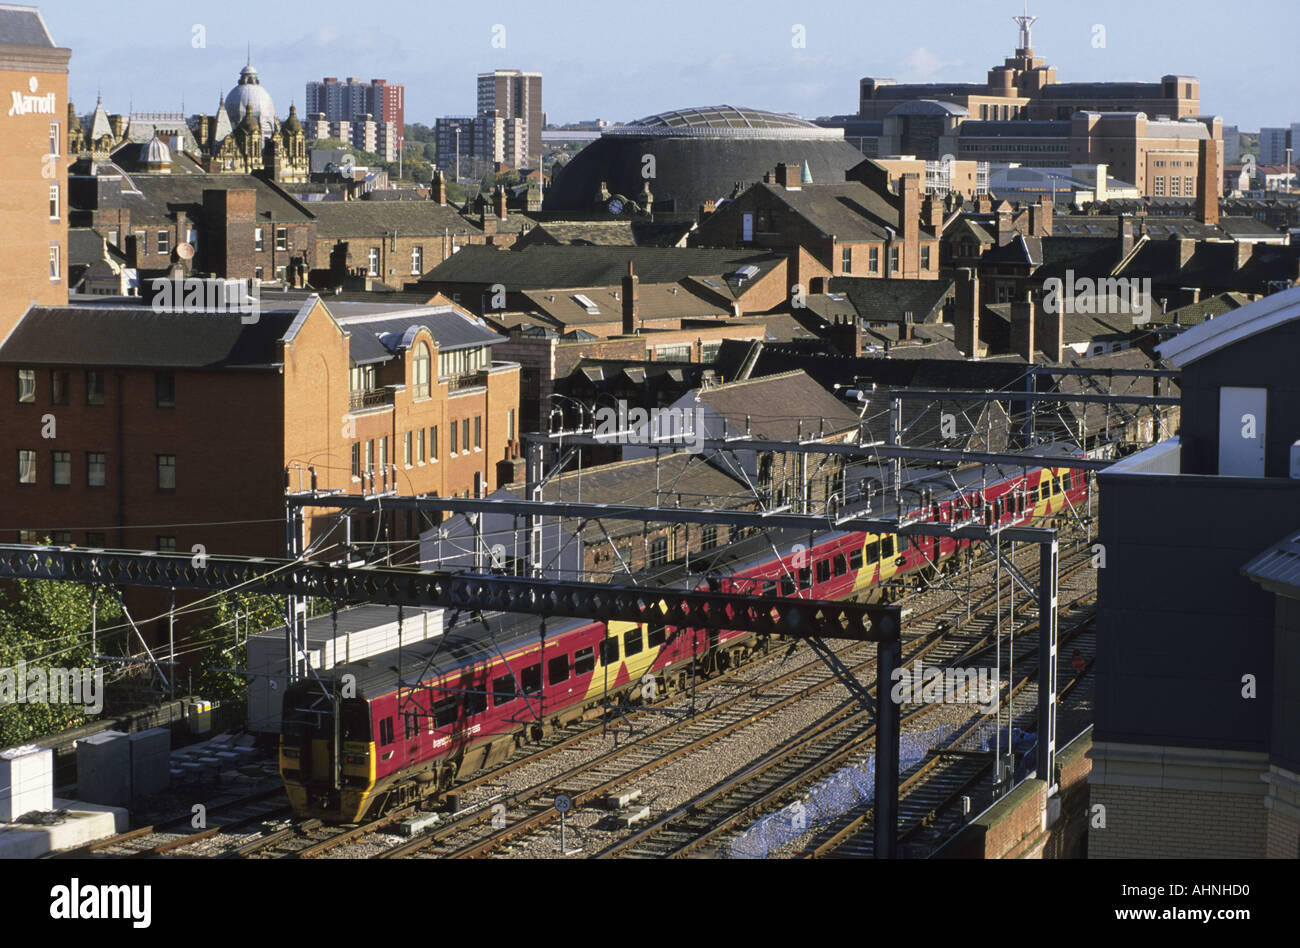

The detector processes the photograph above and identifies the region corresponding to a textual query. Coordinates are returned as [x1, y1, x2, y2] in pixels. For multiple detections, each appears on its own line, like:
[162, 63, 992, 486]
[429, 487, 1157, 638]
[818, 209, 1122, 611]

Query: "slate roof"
[0, 304, 301, 370]
[419, 245, 785, 291]
[68, 228, 127, 267]
[0, 5, 55, 46]
[1116, 241, 1300, 293]
[983, 303, 1143, 348]
[309, 201, 513, 238]
[828, 277, 954, 324]
[129, 173, 313, 224]
[515, 220, 695, 248]
[696, 370, 861, 440]
[326, 303, 505, 359]
[1150, 292, 1252, 327]
[756, 181, 921, 241]
[516, 284, 729, 328]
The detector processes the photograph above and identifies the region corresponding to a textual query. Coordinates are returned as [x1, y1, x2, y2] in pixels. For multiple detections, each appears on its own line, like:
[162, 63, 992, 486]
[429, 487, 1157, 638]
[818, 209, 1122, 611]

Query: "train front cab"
[280, 681, 377, 822]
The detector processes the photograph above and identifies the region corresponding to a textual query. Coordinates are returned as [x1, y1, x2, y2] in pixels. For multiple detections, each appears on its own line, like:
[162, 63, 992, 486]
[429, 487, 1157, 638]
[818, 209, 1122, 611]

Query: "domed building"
[545, 105, 867, 216]
[224, 62, 277, 141]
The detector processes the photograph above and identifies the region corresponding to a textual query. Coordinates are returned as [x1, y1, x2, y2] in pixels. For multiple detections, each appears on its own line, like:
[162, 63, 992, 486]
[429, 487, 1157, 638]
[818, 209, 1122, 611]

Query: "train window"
[624, 627, 644, 656]
[833, 554, 848, 577]
[761, 581, 777, 598]
[815, 560, 831, 584]
[379, 716, 395, 746]
[881, 536, 895, 559]
[779, 579, 796, 597]
[849, 549, 863, 571]
[866, 540, 881, 563]
[433, 697, 458, 729]
[548, 654, 570, 686]
[797, 567, 811, 589]
[600, 638, 620, 665]
[521, 664, 542, 695]
[493, 674, 517, 705]
[574, 647, 596, 676]
[647, 625, 667, 648]
[404, 712, 420, 739]
[466, 686, 488, 716]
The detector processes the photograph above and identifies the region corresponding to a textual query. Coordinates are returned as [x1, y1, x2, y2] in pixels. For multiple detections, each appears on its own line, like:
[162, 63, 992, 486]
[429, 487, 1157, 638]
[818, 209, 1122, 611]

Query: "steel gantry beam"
[885, 389, 1179, 407]
[286, 491, 1061, 545]
[0, 545, 901, 642]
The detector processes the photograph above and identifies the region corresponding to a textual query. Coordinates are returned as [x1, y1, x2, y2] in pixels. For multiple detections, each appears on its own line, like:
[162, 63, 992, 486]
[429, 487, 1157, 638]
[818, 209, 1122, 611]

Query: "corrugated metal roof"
[1242, 531, 1300, 599]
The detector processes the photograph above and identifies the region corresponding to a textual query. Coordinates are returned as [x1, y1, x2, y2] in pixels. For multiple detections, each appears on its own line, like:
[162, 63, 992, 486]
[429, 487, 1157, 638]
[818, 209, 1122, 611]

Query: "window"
[351, 442, 361, 478]
[403, 431, 413, 467]
[379, 436, 388, 471]
[850, 548, 863, 571]
[368, 247, 380, 276]
[450, 420, 458, 456]
[624, 627, 644, 657]
[430, 426, 438, 461]
[461, 422, 470, 453]
[155, 372, 175, 408]
[881, 536, 895, 559]
[51, 531, 71, 546]
[889, 246, 900, 274]
[466, 685, 488, 717]
[701, 525, 718, 550]
[432, 696, 459, 729]
[17, 369, 35, 404]
[574, 647, 596, 676]
[156, 455, 176, 491]
[107, 229, 119, 247]
[413, 342, 431, 398]
[156, 536, 176, 553]
[49, 121, 60, 157]
[411, 246, 424, 275]
[254, 228, 264, 252]
[87, 453, 106, 488]
[833, 553, 848, 577]
[416, 428, 425, 464]
[647, 625, 667, 648]
[255, 266, 264, 280]
[474, 416, 482, 450]
[275, 227, 288, 251]
[18, 530, 37, 545]
[51, 451, 70, 487]
[85, 371, 104, 406]
[275, 266, 287, 283]
[600, 637, 620, 665]
[520, 664, 542, 695]
[548, 654, 570, 686]
[649, 537, 669, 568]
[157, 231, 170, 255]
[379, 717, 395, 745]
[869, 247, 880, 273]
[815, 560, 831, 584]
[841, 247, 852, 273]
[493, 674, 517, 705]
[921, 246, 931, 271]
[49, 242, 60, 281]
[50, 370, 69, 405]
[507, 409, 516, 442]
[49, 185, 59, 220]
[85, 532, 106, 548]
[18, 450, 35, 484]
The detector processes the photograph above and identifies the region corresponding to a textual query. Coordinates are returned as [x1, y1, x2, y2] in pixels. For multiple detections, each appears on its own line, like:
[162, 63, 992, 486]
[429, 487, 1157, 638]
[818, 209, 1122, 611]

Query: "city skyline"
[43, 0, 1298, 132]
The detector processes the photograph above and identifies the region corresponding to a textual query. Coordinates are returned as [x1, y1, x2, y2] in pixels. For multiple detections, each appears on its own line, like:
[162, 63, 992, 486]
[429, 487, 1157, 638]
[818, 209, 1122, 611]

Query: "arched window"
[413, 342, 431, 398]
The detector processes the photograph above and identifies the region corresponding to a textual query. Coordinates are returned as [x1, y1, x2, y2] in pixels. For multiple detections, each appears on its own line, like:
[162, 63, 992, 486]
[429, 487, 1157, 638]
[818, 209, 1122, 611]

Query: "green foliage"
[0, 579, 123, 747]
[193, 592, 284, 711]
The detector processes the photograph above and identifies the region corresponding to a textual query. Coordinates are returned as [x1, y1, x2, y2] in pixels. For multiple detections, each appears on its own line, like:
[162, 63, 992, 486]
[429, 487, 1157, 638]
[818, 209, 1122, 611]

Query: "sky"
[39, 0, 1300, 131]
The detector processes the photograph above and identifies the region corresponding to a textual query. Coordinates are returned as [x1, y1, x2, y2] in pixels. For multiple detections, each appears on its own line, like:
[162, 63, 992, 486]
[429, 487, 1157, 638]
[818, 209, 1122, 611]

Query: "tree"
[0, 579, 123, 747]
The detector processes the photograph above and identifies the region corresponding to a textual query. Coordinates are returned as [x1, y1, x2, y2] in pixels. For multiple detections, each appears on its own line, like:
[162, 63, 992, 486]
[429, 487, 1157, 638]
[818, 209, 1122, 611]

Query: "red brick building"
[0, 6, 70, 341]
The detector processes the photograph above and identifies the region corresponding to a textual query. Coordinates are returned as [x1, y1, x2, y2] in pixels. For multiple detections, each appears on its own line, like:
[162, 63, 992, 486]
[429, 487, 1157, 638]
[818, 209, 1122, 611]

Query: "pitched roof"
[419, 245, 785, 291]
[0, 5, 54, 46]
[310, 200, 514, 239]
[517, 284, 729, 328]
[325, 302, 505, 357]
[516, 220, 694, 248]
[829, 277, 954, 324]
[757, 181, 916, 241]
[0, 303, 304, 370]
[696, 370, 861, 440]
[128, 172, 313, 224]
[1117, 240, 1300, 292]
[1157, 284, 1300, 367]
[1242, 530, 1300, 600]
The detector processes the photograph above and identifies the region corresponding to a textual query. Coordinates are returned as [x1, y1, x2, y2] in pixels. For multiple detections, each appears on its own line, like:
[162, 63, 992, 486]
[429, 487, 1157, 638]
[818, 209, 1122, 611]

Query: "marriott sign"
[8, 77, 56, 117]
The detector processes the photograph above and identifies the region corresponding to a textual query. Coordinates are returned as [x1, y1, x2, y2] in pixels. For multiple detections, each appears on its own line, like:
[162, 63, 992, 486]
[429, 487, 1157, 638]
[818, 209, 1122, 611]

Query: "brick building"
[0, 5, 70, 341]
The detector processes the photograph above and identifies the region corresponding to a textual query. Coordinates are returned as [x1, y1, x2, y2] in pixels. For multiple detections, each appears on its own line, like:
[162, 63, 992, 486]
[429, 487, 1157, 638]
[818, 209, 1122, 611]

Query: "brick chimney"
[976, 193, 994, 214]
[995, 202, 1015, 246]
[922, 194, 944, 231]
[433, 170, 448, 207]
[1195, 137, 1220, 227]
[622, 261, 639, 334]
[774, 162, 801, 189]
[1035, 295, 1064, 363]
[900, 173, 921, 275]
[954, 268, 981, 359]
[1117, 214, 1135, 258]
[495, 184, 508, 221]
[1030, 196, 1053, 237]
[828, 314, 863, 357]
[480, 209, 497, 236]
[1010, 292, 1036, 361]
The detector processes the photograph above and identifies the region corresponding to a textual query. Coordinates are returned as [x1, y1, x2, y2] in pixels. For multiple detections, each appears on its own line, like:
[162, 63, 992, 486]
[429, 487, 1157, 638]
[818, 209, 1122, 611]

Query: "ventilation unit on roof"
[572, 294, 600, 314]
[732, 264, 759, 283]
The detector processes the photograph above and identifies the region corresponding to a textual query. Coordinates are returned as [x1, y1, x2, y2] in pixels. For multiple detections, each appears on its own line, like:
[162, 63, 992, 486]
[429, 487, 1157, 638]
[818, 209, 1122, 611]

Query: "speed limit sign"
[554, 793, 572, 814]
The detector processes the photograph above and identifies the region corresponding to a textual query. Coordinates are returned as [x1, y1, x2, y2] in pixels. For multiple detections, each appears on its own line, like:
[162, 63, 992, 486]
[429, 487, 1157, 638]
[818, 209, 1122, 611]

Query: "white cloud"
[901, 46, 962, 81]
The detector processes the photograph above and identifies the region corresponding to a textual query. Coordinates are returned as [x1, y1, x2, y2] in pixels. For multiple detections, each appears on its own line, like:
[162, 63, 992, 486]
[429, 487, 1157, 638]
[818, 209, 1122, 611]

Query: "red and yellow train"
[281, 450, 1090, 822]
